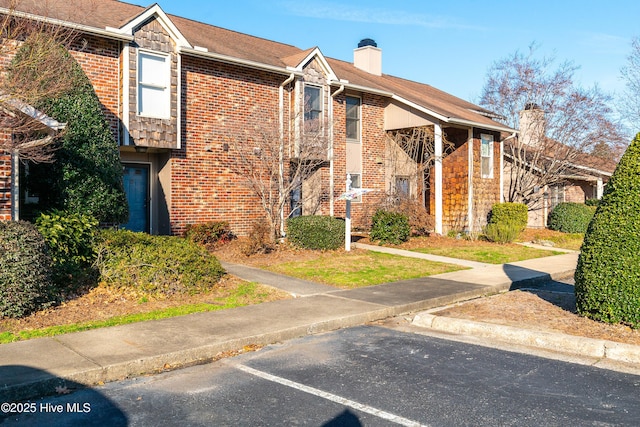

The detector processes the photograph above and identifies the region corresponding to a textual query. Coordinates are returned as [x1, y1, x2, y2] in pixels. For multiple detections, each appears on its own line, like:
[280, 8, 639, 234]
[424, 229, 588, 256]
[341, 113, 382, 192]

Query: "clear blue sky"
[153, 0, 640, 104]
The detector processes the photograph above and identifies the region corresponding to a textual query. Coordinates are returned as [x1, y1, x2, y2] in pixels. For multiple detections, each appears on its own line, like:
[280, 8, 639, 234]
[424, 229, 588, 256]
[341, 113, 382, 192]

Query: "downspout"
[329, 84, 345, 216]
[500, 132, 517, 204]
[279, 73, 295, 238]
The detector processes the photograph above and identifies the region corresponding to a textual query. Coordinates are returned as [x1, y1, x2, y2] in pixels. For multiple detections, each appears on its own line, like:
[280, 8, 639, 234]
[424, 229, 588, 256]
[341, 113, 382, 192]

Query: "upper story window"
[303, 85, 322, 133]
[137, 51, 170, 119]
[346, 96, 361, 142]
[480, 133, 494, 179]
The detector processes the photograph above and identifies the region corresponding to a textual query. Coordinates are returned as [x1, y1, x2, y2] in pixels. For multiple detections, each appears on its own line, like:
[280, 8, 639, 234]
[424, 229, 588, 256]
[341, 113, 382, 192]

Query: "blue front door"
[122, 164, 149, 232]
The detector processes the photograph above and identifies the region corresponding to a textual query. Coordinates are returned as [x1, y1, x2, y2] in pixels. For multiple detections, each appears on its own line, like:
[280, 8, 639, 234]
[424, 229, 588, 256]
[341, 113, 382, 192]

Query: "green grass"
[411, 244, 564, 264]
[0, 283, 272, 344]
[266, 250, 464, 288]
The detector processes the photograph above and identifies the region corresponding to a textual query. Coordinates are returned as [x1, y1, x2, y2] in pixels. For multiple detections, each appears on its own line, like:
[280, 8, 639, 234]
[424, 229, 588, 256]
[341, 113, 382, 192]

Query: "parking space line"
[235, 364, 428, 427]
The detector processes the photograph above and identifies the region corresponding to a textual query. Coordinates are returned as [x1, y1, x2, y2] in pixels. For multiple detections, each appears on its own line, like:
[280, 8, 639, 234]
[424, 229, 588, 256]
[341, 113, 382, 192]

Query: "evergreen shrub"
[370, 210, 410, 245]
[94, 229, 224, 296]
[0, 221, 56, 318]
[488, 202, 528, 231]
[286, 216, 345, 250]
[548, 202, 596, 233]
[575, 133, 640, 327]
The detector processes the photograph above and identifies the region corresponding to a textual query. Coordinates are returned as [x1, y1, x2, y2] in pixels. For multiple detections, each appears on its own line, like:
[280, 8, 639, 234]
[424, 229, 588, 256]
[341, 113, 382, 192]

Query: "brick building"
[1, 0, 515, 236]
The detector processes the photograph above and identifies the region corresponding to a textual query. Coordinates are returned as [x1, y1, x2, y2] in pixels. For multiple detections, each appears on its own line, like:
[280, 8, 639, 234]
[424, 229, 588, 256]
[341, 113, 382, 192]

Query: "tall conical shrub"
[574, 133, 640, 327]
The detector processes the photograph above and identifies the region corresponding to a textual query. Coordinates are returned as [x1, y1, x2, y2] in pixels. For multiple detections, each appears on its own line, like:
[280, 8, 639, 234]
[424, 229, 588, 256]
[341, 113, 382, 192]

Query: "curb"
[411, 313, 640, 365]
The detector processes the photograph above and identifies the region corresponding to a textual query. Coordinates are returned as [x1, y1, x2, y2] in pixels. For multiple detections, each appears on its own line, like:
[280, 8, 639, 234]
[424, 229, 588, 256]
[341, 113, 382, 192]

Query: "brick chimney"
[354, 39, 381, 76]
[519, 103, 546, 147]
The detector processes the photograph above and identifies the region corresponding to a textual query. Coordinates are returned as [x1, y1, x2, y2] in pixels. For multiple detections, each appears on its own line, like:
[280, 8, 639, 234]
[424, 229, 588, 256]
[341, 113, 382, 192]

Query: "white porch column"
[434, 123, 443, 235]
[596, 177, 604, 199]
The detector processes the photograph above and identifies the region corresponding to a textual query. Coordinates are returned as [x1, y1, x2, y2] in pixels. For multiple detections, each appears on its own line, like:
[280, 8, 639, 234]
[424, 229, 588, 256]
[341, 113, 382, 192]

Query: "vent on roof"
[358, 38, 377, 48]
[354, 39, 381, 76]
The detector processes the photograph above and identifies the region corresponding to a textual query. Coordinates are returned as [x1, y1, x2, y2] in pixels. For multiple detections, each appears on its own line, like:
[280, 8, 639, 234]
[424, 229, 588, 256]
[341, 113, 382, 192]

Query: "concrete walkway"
[1, 246, 634, 402]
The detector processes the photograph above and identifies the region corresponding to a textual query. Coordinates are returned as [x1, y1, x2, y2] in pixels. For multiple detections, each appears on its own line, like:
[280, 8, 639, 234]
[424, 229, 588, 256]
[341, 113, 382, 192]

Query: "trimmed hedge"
[0, 221, 56, 318]
[286, 216, 345, 250]
[94, 230, 224, 296]
[370, 210, 410, 245]
[574, 133, 640, 327]
[548, 202, 596, 233]
[488, 202, 528, 231]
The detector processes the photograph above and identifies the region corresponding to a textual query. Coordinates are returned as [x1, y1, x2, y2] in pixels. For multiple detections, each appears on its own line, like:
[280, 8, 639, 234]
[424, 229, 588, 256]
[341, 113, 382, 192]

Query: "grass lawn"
[410, 244, 564, 264]
[265, 250, 465, 288]
[0, 281, 285, 344]
[517, 228, 584, 251]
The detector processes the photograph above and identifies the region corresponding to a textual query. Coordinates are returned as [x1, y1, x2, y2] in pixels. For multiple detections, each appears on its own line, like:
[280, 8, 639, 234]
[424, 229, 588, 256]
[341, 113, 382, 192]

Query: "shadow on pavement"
[322, 409, 362, 426]
[503, 264, 576, 313]
[0, 365, 127, 426]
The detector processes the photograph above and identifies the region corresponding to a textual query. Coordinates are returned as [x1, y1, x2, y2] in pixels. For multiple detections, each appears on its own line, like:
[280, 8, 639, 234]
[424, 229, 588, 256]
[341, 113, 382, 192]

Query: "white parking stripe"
[235, 364, 428, 427]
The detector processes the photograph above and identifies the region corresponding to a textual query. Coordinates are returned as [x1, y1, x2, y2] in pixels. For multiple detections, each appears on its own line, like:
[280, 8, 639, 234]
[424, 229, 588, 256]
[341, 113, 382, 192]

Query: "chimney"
[354, 39, 382, 76]
[519, 103, 546, 147]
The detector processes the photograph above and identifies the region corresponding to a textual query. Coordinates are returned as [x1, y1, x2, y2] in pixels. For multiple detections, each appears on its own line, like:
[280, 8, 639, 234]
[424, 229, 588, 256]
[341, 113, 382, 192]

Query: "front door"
[121, 164, 149, 232]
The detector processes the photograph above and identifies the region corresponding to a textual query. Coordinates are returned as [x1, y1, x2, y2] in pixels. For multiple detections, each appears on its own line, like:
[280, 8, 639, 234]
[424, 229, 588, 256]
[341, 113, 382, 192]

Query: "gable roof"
[0, 0, 513, 133]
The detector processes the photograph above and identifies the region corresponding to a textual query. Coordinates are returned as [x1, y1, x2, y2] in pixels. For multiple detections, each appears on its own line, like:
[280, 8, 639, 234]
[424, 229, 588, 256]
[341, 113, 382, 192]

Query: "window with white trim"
[303, 85, 322, 133]
[480, 134, 494, 178]
[346, 96, 361, 142]
[137, 51, 170, 119]
[348, 173, 362, 202]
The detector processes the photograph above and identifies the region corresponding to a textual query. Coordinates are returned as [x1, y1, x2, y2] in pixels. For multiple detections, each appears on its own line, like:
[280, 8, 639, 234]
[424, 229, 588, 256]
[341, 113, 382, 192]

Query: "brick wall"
[172, 56, 288, 235]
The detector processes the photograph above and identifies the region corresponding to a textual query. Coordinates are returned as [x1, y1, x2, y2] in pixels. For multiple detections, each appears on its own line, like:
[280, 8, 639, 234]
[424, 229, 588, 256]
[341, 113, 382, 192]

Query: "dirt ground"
[3, 234, 640, 349]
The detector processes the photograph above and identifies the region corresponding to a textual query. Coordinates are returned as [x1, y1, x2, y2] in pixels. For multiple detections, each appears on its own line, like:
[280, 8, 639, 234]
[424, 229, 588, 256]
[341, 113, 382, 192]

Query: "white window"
[304, 85, 322, 133]
[346, 96, 361, 142]
[480, 134, 494, 179]
[138, 51, 170, 119]
[348, 173, 362, 202]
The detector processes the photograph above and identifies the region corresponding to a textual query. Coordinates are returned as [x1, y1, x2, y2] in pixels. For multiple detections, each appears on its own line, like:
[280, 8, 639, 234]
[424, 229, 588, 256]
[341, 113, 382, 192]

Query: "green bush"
[483, 221, 521, 244]
[548, 202, 596, 233]
[185, 221, 234, 249]
[370, 210, 410, 245]
[575, 133, 640, 328]
[36, 210, 99, 288]
[36, 210, 98, 266]
[94, 229, 224, 296]
[286, 216, 345, 250]
[0, 221, 57, 318]
[488, 202, 528, 231]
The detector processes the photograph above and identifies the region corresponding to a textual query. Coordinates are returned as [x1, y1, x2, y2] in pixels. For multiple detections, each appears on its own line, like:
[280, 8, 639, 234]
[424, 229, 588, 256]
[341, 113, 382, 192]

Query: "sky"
[153, 0, 640, 105]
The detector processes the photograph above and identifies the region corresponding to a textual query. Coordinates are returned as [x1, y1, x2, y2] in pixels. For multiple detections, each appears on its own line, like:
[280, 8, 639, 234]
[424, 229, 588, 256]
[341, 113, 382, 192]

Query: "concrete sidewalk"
[0, 249, 595, 402]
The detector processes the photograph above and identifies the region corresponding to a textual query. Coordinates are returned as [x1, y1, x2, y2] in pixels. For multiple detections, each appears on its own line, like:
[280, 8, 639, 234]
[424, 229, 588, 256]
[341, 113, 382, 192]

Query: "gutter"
[329, 84, 345, 216]
[180, 47, 304, 77]
[279, 73, 296, 237]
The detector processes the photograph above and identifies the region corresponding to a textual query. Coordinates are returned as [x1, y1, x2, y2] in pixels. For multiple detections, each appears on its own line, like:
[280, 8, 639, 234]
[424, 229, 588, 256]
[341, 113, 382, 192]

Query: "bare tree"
[0, 1, 78, 162]
[228, 114, 329, 242]
[620, 36, 640, 134]
[480, 44, 627, 209]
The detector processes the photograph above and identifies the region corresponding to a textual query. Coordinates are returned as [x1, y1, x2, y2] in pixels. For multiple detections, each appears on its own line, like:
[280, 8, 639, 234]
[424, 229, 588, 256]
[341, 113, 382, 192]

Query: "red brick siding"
[68, 34, 121, 139]
[172, 56, 288, 235]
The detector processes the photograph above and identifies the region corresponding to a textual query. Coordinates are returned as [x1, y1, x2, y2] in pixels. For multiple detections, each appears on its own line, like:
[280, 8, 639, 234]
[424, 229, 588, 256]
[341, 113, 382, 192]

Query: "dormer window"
[303, 85, 322, 133]
[137, 51, 170, 119]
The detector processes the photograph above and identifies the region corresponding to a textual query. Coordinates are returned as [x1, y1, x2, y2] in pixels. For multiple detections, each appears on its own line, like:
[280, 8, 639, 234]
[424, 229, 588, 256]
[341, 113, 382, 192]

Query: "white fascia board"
[0, 96, 66, 131]
[292, 48, 338, 81]
[0, 7, 133, 41]
[180, 47, 303, 76]
[112, 4, 191, 48]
